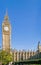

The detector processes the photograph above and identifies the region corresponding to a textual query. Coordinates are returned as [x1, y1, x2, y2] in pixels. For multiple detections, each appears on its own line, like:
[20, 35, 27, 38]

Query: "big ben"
[2, 11, 11, 52]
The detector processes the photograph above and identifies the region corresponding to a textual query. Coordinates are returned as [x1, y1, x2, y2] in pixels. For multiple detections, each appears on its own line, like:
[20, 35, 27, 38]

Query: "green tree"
[0, 50, 13, 65]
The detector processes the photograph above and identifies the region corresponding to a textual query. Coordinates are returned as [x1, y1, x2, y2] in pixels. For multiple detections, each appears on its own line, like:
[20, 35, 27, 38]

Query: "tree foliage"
[0, 50, 13, 65]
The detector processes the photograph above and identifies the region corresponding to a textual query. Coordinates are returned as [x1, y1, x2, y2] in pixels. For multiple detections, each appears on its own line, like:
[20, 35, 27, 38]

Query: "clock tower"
[2, 11, 11, 52]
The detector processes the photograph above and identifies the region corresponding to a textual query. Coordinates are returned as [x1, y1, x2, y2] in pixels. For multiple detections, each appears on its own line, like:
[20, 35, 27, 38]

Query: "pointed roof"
[38, 41, 40, 47]
[4, 10, 9, 21]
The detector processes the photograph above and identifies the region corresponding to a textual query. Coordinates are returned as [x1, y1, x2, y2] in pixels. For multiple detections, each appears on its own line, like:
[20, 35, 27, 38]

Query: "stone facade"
[2, 11, 11, 52]
[12, 43, 41, 62]
[12, 49, 36, 62]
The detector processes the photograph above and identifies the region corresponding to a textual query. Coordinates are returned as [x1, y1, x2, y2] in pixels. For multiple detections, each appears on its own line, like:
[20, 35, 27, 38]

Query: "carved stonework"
[2, 11, 11, 52]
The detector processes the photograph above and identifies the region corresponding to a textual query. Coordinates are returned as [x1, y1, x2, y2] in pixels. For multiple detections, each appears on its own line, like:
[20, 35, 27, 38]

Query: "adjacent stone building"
[12, 43, 41, 62]
[12, 49, 36, 62]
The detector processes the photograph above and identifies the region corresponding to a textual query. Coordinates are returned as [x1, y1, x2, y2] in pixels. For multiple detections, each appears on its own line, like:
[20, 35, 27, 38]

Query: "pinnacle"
[4, 9, 8, 21]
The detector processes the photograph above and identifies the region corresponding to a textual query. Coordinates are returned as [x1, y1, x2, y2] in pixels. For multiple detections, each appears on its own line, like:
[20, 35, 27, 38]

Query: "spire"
[6, 9, 8, 16]
[38, 41, 40, 46]
[38, 41, 40, 50]
[4, 9, 8, 21]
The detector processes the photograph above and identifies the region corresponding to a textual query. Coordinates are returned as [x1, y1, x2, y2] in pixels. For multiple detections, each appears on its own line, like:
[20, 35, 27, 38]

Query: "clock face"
[4, 26, 9, 31]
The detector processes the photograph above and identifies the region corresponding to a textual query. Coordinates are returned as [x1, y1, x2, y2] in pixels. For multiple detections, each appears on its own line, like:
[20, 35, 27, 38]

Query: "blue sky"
[0, 0, 41, 51]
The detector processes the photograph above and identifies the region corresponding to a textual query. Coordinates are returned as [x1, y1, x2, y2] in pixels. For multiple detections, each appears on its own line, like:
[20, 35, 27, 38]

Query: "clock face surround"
[4, 26, 9, 31]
